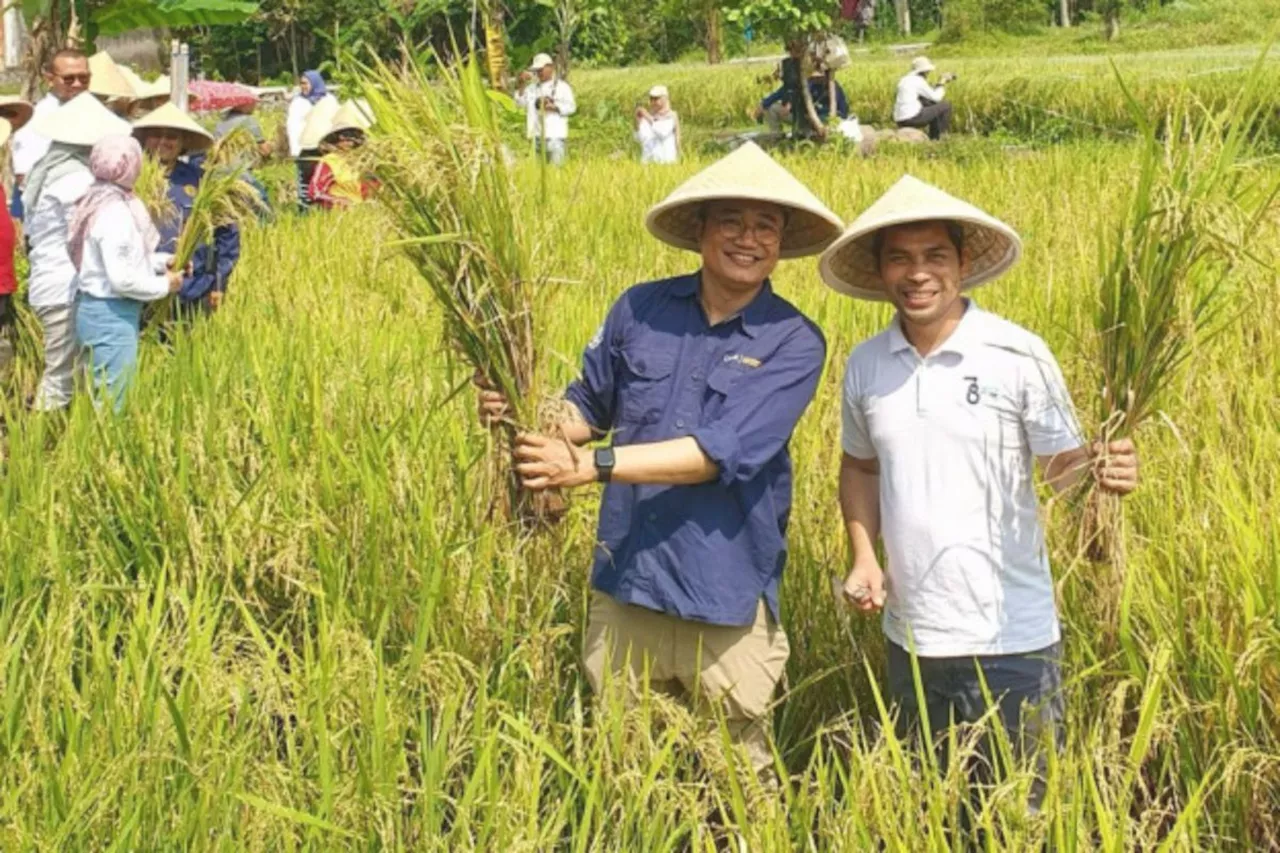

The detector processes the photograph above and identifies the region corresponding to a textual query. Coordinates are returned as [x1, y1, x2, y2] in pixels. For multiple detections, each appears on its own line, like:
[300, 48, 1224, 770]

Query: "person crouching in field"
[134, 103, 241, 316]
[893, 57, 955, 140]
[309, 103, 377, 210]
[635, 85, 680, 165]
[478, 142, 842, 785]
[819, 176, 1140, 811]
[70, 136, 183, 410]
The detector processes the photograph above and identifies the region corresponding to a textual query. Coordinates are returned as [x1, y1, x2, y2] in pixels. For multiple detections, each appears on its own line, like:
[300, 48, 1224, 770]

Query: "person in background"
[634, 85, 680, 165]
[294, 90, 340, 211]
[752, 39, 806, 135]
[855, 0, 876, 43]
[515, 53, 576, 166]
[23, 93, 130, 411]
[70, 135, 182, 410]
[809, 72, 849, 123]
[819, 175, 1140, 811]
[478, 143, 843, 787]
[133, 103, 240, 316]
[308, 103, 376, 210]
[215, 98, 273, 161]
[10, 48, 91, 221]
[0, 97, 33, 378]
[287, 70, 326, 158]
[87, 51, 138, 118]
[893, 56, 955, 140]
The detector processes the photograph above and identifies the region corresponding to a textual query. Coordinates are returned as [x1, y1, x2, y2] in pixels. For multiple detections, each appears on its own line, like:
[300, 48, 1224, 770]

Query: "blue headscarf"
[302, 70, 327, 105]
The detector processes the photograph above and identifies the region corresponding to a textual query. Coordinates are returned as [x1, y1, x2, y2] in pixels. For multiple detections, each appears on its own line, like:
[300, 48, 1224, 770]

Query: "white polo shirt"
[842, 302, 1084, 657]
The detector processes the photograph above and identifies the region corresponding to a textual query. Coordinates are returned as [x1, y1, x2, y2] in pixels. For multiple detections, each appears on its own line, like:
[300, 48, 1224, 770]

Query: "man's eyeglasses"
[56, 74, 91, 85]
[710, 215, 783, 248]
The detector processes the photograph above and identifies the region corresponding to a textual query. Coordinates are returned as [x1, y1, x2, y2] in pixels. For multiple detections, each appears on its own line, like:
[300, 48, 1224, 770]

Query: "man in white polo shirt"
[818, 175, 1139, 808]
[893, 56, 954, 140]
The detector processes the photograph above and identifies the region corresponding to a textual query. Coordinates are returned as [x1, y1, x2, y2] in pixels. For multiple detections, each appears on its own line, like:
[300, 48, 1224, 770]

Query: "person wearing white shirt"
[634, 85, 680, 165]
[514, 53, 576, 166]
[70, 135, 182, 410]
[818, 176, 1140, 811]
[10, 48, 92, 219]
[893, 56, 955, 140]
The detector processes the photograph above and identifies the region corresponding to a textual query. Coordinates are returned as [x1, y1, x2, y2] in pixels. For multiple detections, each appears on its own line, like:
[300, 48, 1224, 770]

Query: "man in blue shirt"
[480, 142, 842, 779]
[133, 103, 242, 316]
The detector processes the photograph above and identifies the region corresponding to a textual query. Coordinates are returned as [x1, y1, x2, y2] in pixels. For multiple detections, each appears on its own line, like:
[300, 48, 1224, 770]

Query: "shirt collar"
[682, 271, 772, 338]
[888, 299, 986, 356]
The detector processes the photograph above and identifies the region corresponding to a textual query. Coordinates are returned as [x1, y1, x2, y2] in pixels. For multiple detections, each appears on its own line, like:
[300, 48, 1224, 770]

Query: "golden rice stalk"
[170, 164, 265, 273]
[136, 155, 179, 231]
[205, 126, 259, 170]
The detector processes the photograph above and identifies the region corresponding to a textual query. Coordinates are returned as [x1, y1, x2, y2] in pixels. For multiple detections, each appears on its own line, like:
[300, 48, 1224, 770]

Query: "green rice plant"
[1082, 54, 1280, 565]
[355, 51, 563, 525]
[170, 164, 265, 273]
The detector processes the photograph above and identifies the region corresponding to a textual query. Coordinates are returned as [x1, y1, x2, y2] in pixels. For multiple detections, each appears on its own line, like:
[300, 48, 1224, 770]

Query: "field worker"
[70, 135, 183, 410]
[752, 39, 806, 135]
[215, 97, 273, 161]
[294, 94, 340, 211]
[287, 70, 327, 158]
[819, 175, 1140, 810]
[0, 96, 34, 377]
[478, 142, 843, 782]
[308, 102, 376, 209]
[23, 93, 131, 411]
[893, 57, 956, 140]
[634, 85, 680, 165]
[515, 53, 576, 166]
[134, 103, 240, 316]
[10, 48, 91, 221]
[87, 51, 139, 118]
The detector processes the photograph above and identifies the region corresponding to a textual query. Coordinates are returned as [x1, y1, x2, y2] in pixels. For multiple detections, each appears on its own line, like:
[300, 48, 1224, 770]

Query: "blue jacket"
[158, 159, 241, 304]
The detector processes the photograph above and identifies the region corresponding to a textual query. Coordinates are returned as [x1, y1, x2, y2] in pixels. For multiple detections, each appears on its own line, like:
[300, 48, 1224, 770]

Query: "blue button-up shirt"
[565, 272, 826, 627]
[159, 159, 241, 305]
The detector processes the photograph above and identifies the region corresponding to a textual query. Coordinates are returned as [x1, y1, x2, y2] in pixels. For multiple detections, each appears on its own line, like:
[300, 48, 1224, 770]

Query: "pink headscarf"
[68, 134, 161, 272]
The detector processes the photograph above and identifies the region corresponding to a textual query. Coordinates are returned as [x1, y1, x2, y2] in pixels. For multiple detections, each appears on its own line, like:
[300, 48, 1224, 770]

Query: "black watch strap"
[594, 446, 616, 483]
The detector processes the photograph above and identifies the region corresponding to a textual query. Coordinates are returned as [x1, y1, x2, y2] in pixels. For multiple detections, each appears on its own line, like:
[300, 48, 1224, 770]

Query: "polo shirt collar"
[888, 299, 986, 356]
[686, 271, 772, 338]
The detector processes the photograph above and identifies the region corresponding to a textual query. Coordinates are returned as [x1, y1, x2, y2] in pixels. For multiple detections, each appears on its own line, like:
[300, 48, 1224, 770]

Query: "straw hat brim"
[321, 101, 374, 142]
[133, 103, 215, 152]
[298, 96, 341, 151]
[30, 92, 132, 147]
[819, 175, 1022, 301]
[88, 52, 138, 100]
[0, 97, 34, 132]
[643, 142, 843, 259]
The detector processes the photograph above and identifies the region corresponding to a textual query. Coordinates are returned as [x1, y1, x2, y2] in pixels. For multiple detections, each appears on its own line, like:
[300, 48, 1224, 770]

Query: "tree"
[723, 0, 832, 136]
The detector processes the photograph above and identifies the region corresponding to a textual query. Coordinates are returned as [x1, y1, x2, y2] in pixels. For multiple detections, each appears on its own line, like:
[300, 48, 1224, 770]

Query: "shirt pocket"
[618, 345, 675, 426]
[702, 364, 746, 422]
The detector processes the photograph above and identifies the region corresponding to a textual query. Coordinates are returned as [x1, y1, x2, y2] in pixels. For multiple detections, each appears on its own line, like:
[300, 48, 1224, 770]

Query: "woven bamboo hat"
[819, 175, 1022, 301]
[321, 100, 374, 142]
[133, 74, 172, 102]
[0, 96, 34, 147]
[88, 51, 137, 100]
[132, 102, 214, 152]
[644, 142, 843, 259]
[298, 95, 341, 151]
[29, 92, 131, 147]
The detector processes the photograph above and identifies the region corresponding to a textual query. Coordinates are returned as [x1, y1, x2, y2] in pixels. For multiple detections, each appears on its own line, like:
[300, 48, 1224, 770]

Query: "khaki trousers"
[582, 591, 790, 775]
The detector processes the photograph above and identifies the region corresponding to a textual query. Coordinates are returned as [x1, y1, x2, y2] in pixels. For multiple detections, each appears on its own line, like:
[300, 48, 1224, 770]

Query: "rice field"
[0, 45, 1278, 851]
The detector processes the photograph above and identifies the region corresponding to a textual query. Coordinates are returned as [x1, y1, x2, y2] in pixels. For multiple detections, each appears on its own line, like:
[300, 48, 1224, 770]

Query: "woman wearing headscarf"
[287, 70, 327, 158]
[133, 102, 240, 316]
[307, 103, 376, 210]
[634, 85, 680, 165]
[70, 135, 182, 409]
[23, 92, 131, 411]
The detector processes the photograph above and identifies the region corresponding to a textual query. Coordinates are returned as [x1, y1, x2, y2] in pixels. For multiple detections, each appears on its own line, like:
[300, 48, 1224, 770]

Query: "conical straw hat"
[134, 75, 173, 102]
[132, 101, 214, 151]
[119, 65, 146, 93]
[644, 142, 843, 259]
[0, 95, 34, 146]
[321, 100, 373, 142]
[88, 51, 137, 100]
[819, 175, 1022, 301]
[29, 91, 131, 147]
[298, 95, 340, 151]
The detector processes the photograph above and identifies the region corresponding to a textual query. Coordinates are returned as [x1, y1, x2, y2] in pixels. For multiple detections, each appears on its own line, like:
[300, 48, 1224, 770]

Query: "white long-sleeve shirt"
[636, 114, 679, 164]
[74, 198, 171, 302]
[25, 168, 94, 307]
[286, 94, 312, 157]
[893, 73, 946, 123]
[515, 78, 576, 140]
[11, 93, 61, 179]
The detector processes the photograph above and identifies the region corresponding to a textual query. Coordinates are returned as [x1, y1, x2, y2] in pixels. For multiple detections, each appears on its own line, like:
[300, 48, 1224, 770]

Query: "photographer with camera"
[893, 56, 956, 140]
[515, 53, 577, 166]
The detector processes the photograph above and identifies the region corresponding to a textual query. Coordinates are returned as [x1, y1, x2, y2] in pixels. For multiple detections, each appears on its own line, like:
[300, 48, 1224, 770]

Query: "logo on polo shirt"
[724, 354, 762, 369]
[964, 376, 980, 405]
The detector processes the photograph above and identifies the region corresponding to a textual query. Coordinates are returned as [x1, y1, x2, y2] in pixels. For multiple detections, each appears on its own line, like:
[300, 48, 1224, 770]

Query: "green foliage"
[939, 0, 1051, 42]
[93, 0, 259, 35]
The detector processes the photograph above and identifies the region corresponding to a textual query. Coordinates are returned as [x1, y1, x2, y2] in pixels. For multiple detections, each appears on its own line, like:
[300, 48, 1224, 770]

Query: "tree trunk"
[705, 5, 722, 65]
[797, 51, 825, 139]
[1059, 0, 1071, 26]
[1105, 10, 1119, 40]
[895, 0, 911, 35]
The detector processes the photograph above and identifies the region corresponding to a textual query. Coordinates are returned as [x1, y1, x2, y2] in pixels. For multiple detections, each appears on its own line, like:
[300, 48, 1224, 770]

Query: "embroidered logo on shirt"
[183, 185, 197, 197]
[586, 323, 604, 351]
[723, 354, 762, 368]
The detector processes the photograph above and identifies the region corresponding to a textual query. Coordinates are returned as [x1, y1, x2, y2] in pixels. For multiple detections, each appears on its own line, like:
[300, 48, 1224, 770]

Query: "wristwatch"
[594, 447, 616, 483]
